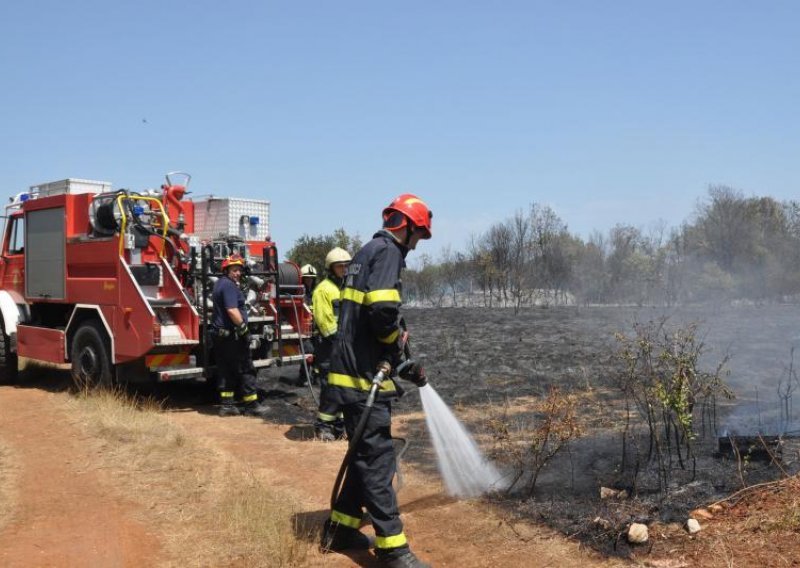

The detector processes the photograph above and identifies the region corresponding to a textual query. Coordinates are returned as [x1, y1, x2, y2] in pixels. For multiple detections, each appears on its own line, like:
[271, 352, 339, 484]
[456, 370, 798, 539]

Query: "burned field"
[394, 305, 800, 558]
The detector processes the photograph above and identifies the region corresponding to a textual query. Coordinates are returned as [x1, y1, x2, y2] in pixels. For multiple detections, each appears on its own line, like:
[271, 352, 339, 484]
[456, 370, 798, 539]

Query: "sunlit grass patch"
[66, 385, 310, 567]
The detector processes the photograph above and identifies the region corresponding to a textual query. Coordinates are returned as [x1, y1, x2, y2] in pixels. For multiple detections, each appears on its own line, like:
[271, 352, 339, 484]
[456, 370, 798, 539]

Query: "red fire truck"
[0, 173, 312, 386]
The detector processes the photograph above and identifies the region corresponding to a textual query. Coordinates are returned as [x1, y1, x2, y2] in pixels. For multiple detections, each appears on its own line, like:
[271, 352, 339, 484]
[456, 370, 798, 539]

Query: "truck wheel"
[71, 322, 113, 387]
[0, 320, 17, 384]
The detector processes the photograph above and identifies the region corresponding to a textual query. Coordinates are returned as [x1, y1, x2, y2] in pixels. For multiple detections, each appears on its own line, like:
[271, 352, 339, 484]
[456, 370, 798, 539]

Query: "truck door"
[0, 213, 25, 296]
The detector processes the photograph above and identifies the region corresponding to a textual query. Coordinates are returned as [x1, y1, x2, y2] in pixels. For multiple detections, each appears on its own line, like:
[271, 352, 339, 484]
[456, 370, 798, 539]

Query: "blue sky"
[1, 1, 798, 261]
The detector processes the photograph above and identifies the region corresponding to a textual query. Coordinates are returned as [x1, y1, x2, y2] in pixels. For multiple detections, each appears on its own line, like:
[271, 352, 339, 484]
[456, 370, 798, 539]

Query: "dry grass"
[65, 386, 311, 567]
[0, 440, 18, 531]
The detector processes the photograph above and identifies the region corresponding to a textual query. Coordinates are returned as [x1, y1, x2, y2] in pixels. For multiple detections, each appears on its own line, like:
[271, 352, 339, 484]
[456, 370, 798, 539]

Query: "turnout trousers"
[331, 399, 408, 554]
[213, 334, 258, 404]
[315, 337, 344, 432]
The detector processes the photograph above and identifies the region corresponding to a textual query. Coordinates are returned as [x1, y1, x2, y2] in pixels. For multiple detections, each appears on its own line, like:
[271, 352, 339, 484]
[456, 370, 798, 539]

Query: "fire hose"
[287, 295, 319, 407]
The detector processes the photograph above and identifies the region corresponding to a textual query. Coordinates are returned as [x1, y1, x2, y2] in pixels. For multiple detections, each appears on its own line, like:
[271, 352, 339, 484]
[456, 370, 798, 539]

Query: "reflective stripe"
[331, 510, 361, 529]
[375, 532, 408, 549]
[328, 372, 397, 393]
[242, 393, 258, 403]
[378, 329, 399, 345]
[317, 412, 338, 422]
[220, 391, 235, 398]
[364, 289, 401, 305]
[341, 287, 365, 304]
[341, 287, 401, 306]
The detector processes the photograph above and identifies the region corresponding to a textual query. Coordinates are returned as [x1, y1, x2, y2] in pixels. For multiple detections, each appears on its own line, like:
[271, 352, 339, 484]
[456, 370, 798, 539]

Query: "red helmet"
[382, 194, 432, 239]
[221, 254, 245, 271]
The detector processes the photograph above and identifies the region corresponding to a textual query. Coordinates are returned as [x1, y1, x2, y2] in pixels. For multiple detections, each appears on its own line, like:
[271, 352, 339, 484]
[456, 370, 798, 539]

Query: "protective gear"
[330, 401, 407, 557]
[327, 231, 405, 405]
[326, 229, 425, 560]
[325, 247, 352, 269]
[313, 277, 345, 439]
[242, 399, 270, 417]
[218, 404, 241, 417]
[315, 427, 338, 442]
[399, 361, 426, 387]
[301, 264, 318, 278]
[234, 321, 249, 340]
[377, 549, 431, 568]
[213, 335, 259, 415]
[320, 519, 374, 552]
[218, 390, 241, 417]
[212, 272, 258, 415]
[312, 279, 342, 338]
[221, 254, 245, 271]
[382, 194, 432, 239]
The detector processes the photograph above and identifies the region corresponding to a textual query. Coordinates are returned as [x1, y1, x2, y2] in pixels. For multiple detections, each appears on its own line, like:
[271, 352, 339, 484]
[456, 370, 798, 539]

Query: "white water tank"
[193, 197, 270, 241]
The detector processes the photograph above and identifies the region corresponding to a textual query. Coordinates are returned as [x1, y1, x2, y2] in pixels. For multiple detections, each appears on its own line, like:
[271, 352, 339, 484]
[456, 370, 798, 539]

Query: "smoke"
[654, 305, 800, 435]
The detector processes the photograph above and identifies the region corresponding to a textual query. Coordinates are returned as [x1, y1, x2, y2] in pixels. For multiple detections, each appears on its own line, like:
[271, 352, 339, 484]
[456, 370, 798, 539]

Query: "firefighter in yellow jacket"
[313, 247, 351, 440]
[321, 195, 432, 568]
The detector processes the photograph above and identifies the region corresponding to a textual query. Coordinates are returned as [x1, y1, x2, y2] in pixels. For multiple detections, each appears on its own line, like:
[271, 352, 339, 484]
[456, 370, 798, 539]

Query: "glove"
[399, 361, 427, 387]
[234, 321, 250, 340]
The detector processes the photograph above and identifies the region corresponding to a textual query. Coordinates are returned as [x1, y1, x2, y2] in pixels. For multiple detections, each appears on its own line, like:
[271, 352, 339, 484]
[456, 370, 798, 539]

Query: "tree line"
[286, 186, 800, 310]
[402, 186, 800, 310]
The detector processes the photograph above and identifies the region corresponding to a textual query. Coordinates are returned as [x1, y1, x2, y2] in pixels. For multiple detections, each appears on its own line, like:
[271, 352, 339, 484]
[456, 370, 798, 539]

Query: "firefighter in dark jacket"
[321, 195, 432, 568]
[212, 254, 270, 418]
[313, 247, 352, 441]
[297, 263, 318, 386]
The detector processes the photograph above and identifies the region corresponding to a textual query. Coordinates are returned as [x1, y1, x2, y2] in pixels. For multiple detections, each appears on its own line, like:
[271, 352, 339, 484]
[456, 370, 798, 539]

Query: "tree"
[285, 228, 362, 276]
[439, 246, 469, 306]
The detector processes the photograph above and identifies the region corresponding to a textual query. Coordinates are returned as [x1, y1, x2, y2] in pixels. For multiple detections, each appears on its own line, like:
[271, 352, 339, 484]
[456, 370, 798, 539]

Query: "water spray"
[419, 384, 507, 497]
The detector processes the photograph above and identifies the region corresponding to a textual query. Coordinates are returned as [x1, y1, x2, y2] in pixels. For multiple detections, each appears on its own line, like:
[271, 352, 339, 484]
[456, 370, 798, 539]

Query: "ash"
[396, 304, 800, 556]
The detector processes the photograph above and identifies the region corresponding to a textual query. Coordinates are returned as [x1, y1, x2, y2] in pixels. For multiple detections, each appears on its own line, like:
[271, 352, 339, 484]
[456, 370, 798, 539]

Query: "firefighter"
[321, 195, 432, 568]
[297, 263, 319, 386]
[313, 247, 352, 441]
[300, 264, 318, 305]
[212, 254, 270, 418]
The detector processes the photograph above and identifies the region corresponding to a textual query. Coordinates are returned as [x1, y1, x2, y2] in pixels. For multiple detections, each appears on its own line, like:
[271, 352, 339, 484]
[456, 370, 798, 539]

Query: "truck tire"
[0, 320, 17, 384]
[70, 322, 113, 388]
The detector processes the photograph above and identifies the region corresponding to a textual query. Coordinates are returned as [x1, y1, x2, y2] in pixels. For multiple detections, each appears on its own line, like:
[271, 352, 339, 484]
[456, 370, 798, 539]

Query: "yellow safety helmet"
[221, 254, 245, 271]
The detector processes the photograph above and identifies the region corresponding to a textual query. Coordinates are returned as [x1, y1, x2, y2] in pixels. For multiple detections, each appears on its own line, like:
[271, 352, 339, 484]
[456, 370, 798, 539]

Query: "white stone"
[627, 523, 649, 544]
[686, 518, 702, 534]
[600, 486, 627, 500]
[593, 516, 612, 530]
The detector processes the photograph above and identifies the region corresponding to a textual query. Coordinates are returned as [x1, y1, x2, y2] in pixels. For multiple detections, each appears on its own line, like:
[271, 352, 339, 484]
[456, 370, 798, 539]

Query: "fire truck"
[0, 173, 312, 386]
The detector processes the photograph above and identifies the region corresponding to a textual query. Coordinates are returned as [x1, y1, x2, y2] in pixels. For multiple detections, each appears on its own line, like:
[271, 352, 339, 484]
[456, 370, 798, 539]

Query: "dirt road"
[166, 404, 618, 568]
[0, 386, 162, 567]
[0, 383, 619, 567]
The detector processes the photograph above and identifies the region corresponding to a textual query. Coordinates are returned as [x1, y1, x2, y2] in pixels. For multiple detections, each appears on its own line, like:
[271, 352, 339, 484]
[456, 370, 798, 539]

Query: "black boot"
[242, 400, 270, 417]
[377, 549, 431, 568]
[218, 392, 240, 417]
[219, 403, 241, 417]
[320, 520, 373, 552]
[315, 426, 337, 442]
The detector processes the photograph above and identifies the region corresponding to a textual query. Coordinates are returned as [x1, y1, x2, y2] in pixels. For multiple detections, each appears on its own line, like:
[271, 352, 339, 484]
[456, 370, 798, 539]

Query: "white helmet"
[301, 264, 318, 278]
[325, 247, 352, 269]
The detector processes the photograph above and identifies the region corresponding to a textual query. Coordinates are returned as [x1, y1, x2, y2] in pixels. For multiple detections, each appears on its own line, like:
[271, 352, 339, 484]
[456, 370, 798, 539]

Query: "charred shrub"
[486, 387, 582, 497]
[614, 318, 733, 495]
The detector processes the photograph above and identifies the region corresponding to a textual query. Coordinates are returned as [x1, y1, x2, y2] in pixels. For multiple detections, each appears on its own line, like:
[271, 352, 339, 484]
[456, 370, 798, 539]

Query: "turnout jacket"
[312, 277, 343, 338]
[328, 230, 406, 404]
